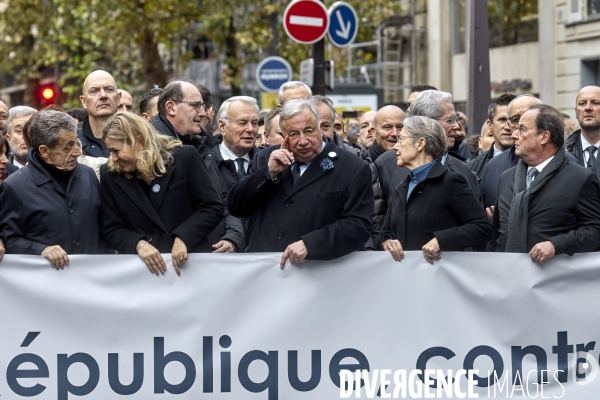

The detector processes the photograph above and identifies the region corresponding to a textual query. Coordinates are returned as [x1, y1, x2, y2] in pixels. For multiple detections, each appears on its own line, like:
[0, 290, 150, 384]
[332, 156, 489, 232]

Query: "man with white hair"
[278, 81, 312, 105]
[228, 99, 373, 265]
[212, 96, 261, 190]
[5, 106, 36, 168]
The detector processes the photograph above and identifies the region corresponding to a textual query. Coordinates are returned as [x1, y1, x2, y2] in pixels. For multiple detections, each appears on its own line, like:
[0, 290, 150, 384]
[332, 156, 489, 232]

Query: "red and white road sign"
[283, 0, 330, 44]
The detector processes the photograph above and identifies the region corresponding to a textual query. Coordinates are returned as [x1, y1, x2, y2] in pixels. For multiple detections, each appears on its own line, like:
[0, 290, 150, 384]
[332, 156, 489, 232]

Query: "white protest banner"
[0, 251, 598, 399]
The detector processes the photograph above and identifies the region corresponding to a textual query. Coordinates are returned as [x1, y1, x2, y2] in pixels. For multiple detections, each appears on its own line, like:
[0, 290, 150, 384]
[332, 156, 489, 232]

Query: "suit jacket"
[211, 143, 259, 191]
[566, 129, 600, 182]
[376, 161, 492, 251]
[100, 145, 224, 254]
[228, 141, 374, 260]
[5, 162, 18, 177]
[495, 158, 600, 255]
[77, 116, 109, 158]
[0, 150, 103, 254]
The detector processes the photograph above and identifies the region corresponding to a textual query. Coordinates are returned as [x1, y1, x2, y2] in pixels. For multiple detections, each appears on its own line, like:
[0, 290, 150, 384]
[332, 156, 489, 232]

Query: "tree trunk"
[140, 27, 167, 88]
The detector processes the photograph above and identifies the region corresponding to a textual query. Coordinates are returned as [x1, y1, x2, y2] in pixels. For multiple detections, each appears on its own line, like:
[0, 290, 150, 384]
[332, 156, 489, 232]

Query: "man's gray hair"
[409, 90, 453, 119]
[279, 99, 320, 133]
[310, 95, 335, 123]
[403, 115, 447, 160]
[278, 81, 312, 104]
[28, 110, 77, 153]
[480, 120, 489, 138]
[507, 94, 543, 110]
[217, 96, 259, 126]
[6, 106, 37, 137]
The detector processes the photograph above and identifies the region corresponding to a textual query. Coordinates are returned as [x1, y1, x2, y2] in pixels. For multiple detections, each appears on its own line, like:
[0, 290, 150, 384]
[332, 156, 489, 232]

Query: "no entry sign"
[283, 0, 329, 44]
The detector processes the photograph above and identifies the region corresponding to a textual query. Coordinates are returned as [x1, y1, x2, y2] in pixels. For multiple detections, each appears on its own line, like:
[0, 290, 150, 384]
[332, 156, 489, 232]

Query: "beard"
[580, 119, 600, 130]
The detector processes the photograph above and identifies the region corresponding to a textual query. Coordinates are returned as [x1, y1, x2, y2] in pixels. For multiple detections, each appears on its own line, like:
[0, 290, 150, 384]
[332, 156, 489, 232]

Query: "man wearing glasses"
[494, 105, 600, 261]
[228, 99, 373, 265]
[151, 81, 244, 254]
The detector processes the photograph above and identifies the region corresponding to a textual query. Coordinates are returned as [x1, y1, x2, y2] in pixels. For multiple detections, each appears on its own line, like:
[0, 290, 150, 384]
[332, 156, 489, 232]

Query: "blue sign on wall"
[256, 57, 293, 92]
[327, 1, 358, 48]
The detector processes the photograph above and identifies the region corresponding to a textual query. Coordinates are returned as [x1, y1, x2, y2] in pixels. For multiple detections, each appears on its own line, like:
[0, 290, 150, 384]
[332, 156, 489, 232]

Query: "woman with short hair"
[377, 116, 491, 264]
[100, 113, 224, 275]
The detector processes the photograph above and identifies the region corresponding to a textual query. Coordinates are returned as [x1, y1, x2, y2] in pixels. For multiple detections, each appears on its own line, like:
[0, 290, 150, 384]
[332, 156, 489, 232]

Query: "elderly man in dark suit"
[495, 104, 600, 262]
[228, 99, 373, 267]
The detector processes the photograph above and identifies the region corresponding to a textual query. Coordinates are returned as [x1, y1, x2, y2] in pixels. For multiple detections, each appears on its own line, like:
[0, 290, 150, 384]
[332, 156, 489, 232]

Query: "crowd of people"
[1, 69, 599, 273]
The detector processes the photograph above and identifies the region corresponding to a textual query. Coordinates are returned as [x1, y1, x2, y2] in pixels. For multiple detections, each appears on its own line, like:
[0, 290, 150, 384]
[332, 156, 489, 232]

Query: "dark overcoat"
[0, 151, 103, 254]
[228, 141, 374, 260]
[100, 145, 224, 254]
[377, 161, 492, 251]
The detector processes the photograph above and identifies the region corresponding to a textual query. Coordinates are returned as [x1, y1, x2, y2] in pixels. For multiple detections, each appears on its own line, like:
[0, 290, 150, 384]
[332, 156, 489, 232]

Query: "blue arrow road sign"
[327, 1, 358, 48]
[256, 56, 293, 92]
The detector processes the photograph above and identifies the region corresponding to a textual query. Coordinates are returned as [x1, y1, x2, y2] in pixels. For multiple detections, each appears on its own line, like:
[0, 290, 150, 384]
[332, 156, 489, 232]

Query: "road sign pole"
[312, 38, 326, 95]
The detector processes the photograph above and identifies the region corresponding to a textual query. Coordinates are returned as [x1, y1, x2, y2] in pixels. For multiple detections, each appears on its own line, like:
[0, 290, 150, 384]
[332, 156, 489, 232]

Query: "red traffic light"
[42, 88, 55, 100]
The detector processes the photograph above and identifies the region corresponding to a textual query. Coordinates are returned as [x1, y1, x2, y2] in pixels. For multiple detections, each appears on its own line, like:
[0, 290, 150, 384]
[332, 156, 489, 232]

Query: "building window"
[582, 59, 600, 87]
[589, 0, 600, 16]
[488, 0, 538, 48]
[452, 0, 467, 54]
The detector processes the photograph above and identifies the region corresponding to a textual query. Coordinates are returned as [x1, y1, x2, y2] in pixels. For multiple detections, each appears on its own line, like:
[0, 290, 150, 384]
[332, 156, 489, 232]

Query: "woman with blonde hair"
[100, 113, 223, 275]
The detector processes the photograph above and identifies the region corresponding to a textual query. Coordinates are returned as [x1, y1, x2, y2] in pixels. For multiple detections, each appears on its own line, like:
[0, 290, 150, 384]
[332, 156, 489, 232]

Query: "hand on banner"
[280, 240, 308, 269]
[268, 136, 294, 179]
[0, 239, 4, 261]
[41, 245, 69, 269]
[136, 240, 166, 275]
[529, 241, 555, 264]
[171, 237, 188, 276]
[486, 205, 495, 220]
[422, 238, 441, 265]
[212, 240, 235, 253]
[383, 239, 404, 261]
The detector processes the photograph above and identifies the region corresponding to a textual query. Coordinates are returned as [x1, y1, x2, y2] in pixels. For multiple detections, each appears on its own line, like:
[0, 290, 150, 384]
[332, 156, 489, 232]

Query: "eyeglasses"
[173, 100, 206, 111]
[515, 125, 529, 136]
[438, 115, 460, 126]
[397, 135, 413, 143]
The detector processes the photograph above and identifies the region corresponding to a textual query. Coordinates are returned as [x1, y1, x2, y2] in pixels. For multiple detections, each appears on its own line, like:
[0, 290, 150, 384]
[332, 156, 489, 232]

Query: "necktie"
[587, 146, 597, 173]
[291, 162, 304, 186]
[526, 168, 539, 189]
[235, 158, 246, 181]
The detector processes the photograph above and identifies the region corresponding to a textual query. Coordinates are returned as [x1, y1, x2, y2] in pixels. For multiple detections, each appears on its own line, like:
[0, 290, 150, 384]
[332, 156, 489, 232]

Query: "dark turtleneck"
[37, 153, 73, 193]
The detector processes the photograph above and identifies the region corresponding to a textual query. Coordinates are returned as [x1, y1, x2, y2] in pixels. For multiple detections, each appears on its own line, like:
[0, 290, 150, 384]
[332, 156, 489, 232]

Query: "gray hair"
[507, 94, 543, 111]
[28, 110, 77, 153]
[403, 116, 448, 160]
[480, 120, 489, 138]
[278, 81, 312, 104]
[6, 106, 37, 137]
[278, 99, 320, 133]
[217, 96, 259, 126]
[409, 90, 453, 119]
[310, 95, 335, 123]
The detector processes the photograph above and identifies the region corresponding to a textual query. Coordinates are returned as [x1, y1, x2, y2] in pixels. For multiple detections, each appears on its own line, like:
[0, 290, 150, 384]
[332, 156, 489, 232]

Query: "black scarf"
[368, 141, 385, 161]
[506, 147, 567, 252]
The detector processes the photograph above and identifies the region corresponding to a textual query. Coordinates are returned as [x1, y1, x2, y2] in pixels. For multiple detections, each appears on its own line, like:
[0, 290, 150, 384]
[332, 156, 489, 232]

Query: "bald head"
[374, 106, 406, 151]
[117, 89, 133, 113]
[507, 95, 542, 128]
[575, 86, 600, 133]
[80, 70, 119, 121]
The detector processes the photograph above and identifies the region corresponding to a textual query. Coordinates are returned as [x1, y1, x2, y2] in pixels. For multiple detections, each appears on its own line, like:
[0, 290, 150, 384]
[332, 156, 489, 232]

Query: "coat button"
[285, 200, 291, 206]
[68, 208, 74, 214]
[277, 232, 284, 239]
[73, 240, 79, 246]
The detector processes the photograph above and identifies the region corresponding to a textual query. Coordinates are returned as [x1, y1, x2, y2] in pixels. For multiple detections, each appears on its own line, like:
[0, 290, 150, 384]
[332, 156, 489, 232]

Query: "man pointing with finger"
[228, 99, 373, 267]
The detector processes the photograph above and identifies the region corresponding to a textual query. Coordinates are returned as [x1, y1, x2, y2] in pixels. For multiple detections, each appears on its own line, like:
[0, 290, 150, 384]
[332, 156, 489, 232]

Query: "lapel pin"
[152, 184, 161, 193]
[328, 152, 337, 158]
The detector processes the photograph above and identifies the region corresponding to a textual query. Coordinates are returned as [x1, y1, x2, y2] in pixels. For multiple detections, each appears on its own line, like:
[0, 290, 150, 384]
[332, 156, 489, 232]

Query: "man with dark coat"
[212, 96, 260, 191]
[495, 105, 600, 261]
[77, 70, 120, 157]
[228, 99, 373, 267]
[369, 105, 406, 162]
[566, 86, 600, 183]
[0, 110, 104, 268]
[151, 80, 244, 252]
